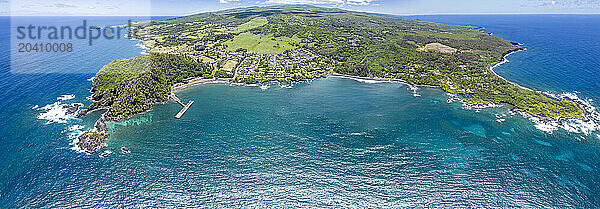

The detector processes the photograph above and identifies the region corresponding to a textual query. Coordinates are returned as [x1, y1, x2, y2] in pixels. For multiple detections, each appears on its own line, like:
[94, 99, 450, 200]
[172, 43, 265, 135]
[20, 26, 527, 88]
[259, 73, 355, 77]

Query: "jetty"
[170, 93, 193, 119]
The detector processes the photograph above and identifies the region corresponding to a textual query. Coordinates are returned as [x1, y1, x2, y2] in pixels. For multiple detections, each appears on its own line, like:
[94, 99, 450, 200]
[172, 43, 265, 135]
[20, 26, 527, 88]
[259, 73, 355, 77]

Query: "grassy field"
[222, 60, 238, 71]
[94, 56, 151, 91]
[233, 17, 268, 33]
[125, 5, 585, 121]
[224, 32, 300, 54]
[418, 43, 457, 53]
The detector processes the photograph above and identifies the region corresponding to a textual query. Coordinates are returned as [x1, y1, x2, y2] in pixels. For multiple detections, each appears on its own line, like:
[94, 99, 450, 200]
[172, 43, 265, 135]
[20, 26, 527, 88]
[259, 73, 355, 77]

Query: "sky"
[3, 0, 600, 16]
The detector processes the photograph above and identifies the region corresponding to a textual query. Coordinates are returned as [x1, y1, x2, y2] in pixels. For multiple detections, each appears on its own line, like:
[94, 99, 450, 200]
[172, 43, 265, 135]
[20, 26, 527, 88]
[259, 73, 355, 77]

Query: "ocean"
[1, 15, 599, 207]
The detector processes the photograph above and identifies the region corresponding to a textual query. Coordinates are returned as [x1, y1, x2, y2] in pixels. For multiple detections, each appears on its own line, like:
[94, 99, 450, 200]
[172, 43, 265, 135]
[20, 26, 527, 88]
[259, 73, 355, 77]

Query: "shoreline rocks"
[76, 130, 109, 154]
[76, 116, 109, 154]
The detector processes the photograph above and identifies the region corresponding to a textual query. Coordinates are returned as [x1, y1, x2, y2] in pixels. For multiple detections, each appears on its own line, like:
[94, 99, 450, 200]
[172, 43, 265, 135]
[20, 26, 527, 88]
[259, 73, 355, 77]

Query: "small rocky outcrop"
[76, 116, 109, 154]
[94, 117, 108, 132]
[76, 130, 109, 154]
[65, 103, 83, 115]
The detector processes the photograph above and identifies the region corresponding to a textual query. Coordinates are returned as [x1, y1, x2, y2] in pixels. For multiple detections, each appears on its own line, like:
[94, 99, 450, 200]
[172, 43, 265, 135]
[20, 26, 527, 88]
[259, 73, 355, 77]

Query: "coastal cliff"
[76, 5, 588, 154]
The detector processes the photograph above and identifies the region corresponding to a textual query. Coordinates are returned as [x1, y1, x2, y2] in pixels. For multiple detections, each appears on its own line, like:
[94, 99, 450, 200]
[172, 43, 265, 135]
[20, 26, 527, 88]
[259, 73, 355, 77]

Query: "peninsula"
[76, 5, 586, 154]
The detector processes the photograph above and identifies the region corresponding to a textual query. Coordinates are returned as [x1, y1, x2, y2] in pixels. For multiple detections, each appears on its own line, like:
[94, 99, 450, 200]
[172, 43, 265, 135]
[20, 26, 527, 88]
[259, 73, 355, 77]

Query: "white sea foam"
[447, 92, 503, 110]
[68, 125, 85, 131]
[447, 90, 598, 136]
[62, 125, 85, 133]
[461, 101, 503, 110]
[136, 42, 148, 49]
[528, 92, 600, 135]
[69, 130, 86, 153]
[69, 126, 104, 155]
[528, 114, 598, 136]
[37, 102, 82, 124]
[334, 74, 599, 137]
[136, 42, 149, 55]
[533, 121, 559, 134]
[68, 130, 83, 139]
[99, 150, 112, 158]
[38, 102, 72, 124]
[57, 94, 75, 101]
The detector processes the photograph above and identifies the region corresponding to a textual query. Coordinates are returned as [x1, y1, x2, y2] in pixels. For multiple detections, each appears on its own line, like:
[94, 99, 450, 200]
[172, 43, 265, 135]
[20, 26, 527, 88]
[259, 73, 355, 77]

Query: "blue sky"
[5, 0, 600, 16]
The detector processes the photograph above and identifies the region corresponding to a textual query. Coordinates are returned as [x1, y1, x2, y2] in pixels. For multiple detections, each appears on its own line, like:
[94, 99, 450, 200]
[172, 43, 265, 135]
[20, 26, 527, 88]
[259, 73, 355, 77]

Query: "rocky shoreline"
[75, 77, 230, 154]
[75, 116, 109, 154]
[75, 70, 598, 154]
[172, 78, 230, 91]
[328, 70, 598, 130]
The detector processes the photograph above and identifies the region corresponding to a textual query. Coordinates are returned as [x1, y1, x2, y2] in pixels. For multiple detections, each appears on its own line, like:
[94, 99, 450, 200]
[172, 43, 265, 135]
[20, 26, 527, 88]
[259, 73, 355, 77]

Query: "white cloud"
[54, 3, 78, 8]
[220, 0, 241, 3]
[346, 0, 374, 5]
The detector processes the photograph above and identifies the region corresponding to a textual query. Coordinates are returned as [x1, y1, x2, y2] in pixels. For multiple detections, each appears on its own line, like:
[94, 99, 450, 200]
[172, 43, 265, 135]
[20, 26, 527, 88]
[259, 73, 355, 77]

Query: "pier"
[171, 93, 194, 119]
[175, 101, 194, 119]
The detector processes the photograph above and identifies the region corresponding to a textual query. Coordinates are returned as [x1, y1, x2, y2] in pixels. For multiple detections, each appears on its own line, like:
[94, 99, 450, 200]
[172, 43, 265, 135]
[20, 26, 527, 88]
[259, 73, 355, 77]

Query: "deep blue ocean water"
[0, 15, 599, 207]
[406, 15, 600, 103]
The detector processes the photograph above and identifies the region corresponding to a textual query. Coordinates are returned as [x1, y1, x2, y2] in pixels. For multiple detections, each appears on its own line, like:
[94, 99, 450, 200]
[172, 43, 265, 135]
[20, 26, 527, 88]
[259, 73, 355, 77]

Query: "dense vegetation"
[82, 53, 213, 121]
[89, 5, 584, 122]
[76, 131, 109, 154]
[77, 5, 587, 154]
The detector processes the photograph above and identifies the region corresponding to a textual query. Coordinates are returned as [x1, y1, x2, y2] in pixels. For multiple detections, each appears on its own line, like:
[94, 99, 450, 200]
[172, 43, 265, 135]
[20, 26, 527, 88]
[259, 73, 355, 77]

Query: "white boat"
[260, 85, 270, 90]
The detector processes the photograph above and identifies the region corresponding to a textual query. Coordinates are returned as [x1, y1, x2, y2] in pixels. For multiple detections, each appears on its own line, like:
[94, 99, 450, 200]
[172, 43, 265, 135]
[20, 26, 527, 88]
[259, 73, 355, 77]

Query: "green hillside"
[88, 5, 584, 123]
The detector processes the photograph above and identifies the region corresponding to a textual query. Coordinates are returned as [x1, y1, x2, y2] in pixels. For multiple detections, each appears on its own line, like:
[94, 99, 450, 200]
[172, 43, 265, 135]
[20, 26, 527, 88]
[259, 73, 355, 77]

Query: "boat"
[260, 84, 270, 90]
[121, 147, 130, 153]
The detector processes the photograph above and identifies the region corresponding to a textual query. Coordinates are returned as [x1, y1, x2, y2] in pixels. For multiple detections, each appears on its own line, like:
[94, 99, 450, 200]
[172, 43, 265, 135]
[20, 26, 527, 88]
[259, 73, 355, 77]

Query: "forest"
[91, 5, 584, 122]
[81, 53, 213, 121]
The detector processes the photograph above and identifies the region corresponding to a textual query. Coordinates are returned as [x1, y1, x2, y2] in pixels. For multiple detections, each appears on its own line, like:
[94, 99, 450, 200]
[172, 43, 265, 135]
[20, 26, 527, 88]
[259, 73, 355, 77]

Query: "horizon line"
[6, 3, 600, 17]
[4, 12, 600, 17]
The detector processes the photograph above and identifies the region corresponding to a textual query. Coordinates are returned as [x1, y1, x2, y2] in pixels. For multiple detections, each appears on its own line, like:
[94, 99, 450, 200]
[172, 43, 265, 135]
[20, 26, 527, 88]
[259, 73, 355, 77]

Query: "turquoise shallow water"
[1, 15, 600, 207]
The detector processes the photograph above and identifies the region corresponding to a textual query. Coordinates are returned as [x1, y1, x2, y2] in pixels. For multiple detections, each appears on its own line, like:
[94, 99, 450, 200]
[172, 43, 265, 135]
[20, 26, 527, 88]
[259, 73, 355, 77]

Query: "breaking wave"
[36, 101, 83, 124]
[136, 42, 149, 55]
[446, 91, 599, 137]
[530, 92, 600, 136]
[69, 130, 85, 153]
